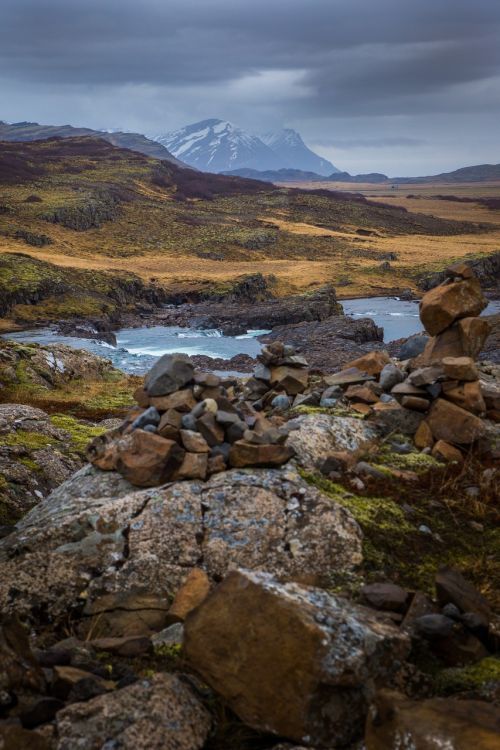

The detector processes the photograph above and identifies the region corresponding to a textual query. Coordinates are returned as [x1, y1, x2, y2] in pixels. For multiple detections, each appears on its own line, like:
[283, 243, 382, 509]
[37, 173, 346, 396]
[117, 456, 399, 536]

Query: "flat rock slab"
[0, 466, 362, 620]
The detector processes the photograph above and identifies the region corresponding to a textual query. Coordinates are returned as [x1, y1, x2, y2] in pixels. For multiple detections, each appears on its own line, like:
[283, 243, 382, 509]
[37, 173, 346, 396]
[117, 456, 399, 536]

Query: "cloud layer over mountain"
[1, 0, 499, 174]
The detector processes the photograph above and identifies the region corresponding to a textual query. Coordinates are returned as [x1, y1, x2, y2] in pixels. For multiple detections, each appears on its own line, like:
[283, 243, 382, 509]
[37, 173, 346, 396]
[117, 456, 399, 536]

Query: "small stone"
[144, 353, 194, 396]
[442, 380, 486, 414]
[435, 566, 491, 625]
[401, 395, 430, 412]
[342, 350, 391, 376]
[442, 603, 461, 620]
[215, 410, 241, 426]
[408, 365, 445, 387]
[442, 356, 478, 381]
[324, 367, 374, 386]
[143, 424, 157, 433]
[427, 399, 486, 444]
[181, 413, 198, 431]
[88, 635, 151, 657]
[399, 334, 429, 359]
[271, 394, 292, 410]
[52, 665, 113, 700]
[414, 614, 456, 638]
[446, 260, 475, 279]
[229, 441, 294, 467]
[133, 386, 149, 407]
[131, 406, 161, 430]
[180, 430, 210, 453]
[253, 363, 271, 382]
[432, 440, 463, 463]
[351, 402, 372, 416]
[167, 569, 211, 624]
[270, 365, 309, 395]
[391, 381, 427, 396]
[194, 371, 220, 387]
[361, 583, 409, 613]
[173, 452, 208, 481]
[191, 398, 218, 418]
[150, 388, 197, 413]
[207, 454, 226, 474]
[345, 384, 380, 404]
[293, 391, 320, 407]
[196, 412, 225, 446]
[151, 623, 184, 649]
[379, 363, 405, 391]
[414, 421, 433, 449]
[158, 408, 182, 435]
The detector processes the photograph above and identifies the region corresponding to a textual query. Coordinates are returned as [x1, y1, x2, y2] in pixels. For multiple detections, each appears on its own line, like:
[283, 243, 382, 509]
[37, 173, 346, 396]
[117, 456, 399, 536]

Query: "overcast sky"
[1, 0, 499, 175]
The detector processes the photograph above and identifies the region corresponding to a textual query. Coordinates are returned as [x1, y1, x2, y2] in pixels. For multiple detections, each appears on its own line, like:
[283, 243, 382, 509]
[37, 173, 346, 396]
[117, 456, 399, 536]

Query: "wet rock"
[184, 569, 410, 747]
[365, 690, 500, 750]
[419, 278, 487, 336]
[144, 353, 194, 396]
[56, 673, 212, 750]
[427, 399, 486, 444]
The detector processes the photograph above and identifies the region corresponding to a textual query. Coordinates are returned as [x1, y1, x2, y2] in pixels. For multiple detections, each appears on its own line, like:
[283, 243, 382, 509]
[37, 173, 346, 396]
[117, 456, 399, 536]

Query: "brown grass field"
[1, 138, 499, 300]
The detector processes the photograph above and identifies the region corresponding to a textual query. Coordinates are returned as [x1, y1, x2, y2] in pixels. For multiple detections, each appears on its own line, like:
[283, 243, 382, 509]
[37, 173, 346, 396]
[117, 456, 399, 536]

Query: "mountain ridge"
[154, 119, 338, 174]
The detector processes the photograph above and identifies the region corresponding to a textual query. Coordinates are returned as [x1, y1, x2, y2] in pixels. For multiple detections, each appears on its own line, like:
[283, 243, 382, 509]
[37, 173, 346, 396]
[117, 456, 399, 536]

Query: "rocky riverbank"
[0, 260, 499, 748]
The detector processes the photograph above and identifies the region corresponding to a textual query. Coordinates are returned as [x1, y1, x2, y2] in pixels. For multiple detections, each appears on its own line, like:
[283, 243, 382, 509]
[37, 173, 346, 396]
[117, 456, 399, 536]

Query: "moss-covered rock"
[435, 657, 500, 696]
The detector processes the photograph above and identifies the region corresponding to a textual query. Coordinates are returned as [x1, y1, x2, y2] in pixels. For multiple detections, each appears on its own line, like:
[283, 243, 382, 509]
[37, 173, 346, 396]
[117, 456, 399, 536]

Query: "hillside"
[0, 136, 495, 314]
[0, 119, 184, 166]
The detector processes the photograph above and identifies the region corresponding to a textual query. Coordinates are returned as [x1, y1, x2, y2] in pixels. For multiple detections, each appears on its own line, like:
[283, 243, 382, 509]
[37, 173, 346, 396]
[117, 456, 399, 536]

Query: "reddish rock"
[207, 454, 227, 474]
[351, 402, 373, 417]
[196, 412, 225, 446]
[180, 429, 210, 453]
[270, 365, 309, 395]
[173, 452, 208, 480]
[365, 690, 500, 750]
[401, 395, 430, 412]
[457, 316, 491, 356]
[167, 568, 211, 624]
[442, 380, 486, 414]
[414, 421, 434, 449]
[419, 278, 487, 336]
[184, 569, 410, 747]
[345, 384, 380, 404]
[133, 386, 150, 407]
[427, 399, 486, 444]
[446, 261, 475, 279]
[150, 388, 196, 413]
[342, 351, 391, 376]
[432, 440, 463, 463]
[229, 441, 294, 467]
[116, 431, 185, 487]
[86, 429, 121, 470]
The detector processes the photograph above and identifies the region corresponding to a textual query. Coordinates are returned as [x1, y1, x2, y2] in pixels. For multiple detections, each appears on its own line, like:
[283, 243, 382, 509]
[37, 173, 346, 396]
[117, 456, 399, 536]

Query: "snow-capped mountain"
[154, 119, 338, 174]
[261, 128, 339, 176]
[154, 119, 282, 173]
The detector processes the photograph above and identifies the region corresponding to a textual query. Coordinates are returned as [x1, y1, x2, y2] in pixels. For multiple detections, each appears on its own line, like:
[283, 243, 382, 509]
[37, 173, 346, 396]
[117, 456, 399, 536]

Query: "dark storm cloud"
[1, 0, 499, 173]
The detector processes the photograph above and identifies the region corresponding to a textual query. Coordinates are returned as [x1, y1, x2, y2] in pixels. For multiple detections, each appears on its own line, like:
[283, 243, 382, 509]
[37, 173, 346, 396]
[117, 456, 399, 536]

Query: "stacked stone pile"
[87, 347, 305, 486]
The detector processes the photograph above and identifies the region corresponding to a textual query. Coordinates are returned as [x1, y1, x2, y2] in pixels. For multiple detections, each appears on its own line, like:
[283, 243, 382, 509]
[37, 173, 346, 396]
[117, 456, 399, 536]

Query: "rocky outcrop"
[56, 673, 212, 750]
[0, 465, 362, 620]
[418, 252, 500, 293]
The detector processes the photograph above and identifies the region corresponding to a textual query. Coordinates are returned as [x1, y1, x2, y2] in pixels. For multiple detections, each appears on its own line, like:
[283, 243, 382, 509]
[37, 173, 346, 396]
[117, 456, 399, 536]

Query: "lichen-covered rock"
[286, 414, 377, 470]
[184, 569, 410, 747]
[56, 673, 211, 750]
[0, 466, 362, 620]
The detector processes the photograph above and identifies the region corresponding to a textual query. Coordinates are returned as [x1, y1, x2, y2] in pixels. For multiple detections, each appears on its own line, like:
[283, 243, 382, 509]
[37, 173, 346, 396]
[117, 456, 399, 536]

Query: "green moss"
[49, 414, 106, 454]
[153, 643, 182, 659]
[18, 457, 42, 472]
[378, 449, 441, 473]
[435, 657, 500, 695]
[292, 405, 364, 419]
[3, 430, 53, 450]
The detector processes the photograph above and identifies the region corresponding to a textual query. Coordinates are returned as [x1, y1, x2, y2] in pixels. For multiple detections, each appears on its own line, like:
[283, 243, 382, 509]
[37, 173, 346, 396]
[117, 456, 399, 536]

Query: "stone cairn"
[87, 261, 495, 485]
[87, 341, 310, 486]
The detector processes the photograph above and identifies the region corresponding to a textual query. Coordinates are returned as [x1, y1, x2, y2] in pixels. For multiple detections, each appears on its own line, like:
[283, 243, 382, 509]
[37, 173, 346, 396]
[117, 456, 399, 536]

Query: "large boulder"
[0, 466, 362, 620]
[286, 414, 377, 470]
[56, 673, 211, 750]
[184, 569, 410, 748]
[426, 399, 486, 444]
[419, 279, 487, 336]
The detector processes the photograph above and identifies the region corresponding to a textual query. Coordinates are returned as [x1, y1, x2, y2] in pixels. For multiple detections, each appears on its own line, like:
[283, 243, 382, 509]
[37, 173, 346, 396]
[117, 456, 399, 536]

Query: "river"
[4, 297, 499, 374]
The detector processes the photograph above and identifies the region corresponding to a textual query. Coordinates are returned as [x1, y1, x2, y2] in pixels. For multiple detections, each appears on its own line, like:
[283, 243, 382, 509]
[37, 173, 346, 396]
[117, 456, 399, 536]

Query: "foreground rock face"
[365, 690, 500, 750]
[0, 466, 362, 620]
[184, 569, 410, 747]
[56, 673, 212, 750]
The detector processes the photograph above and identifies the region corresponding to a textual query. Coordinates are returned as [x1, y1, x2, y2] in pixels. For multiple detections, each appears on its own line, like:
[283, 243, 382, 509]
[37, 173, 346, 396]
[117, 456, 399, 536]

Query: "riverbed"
[4, 297, 499, 374]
